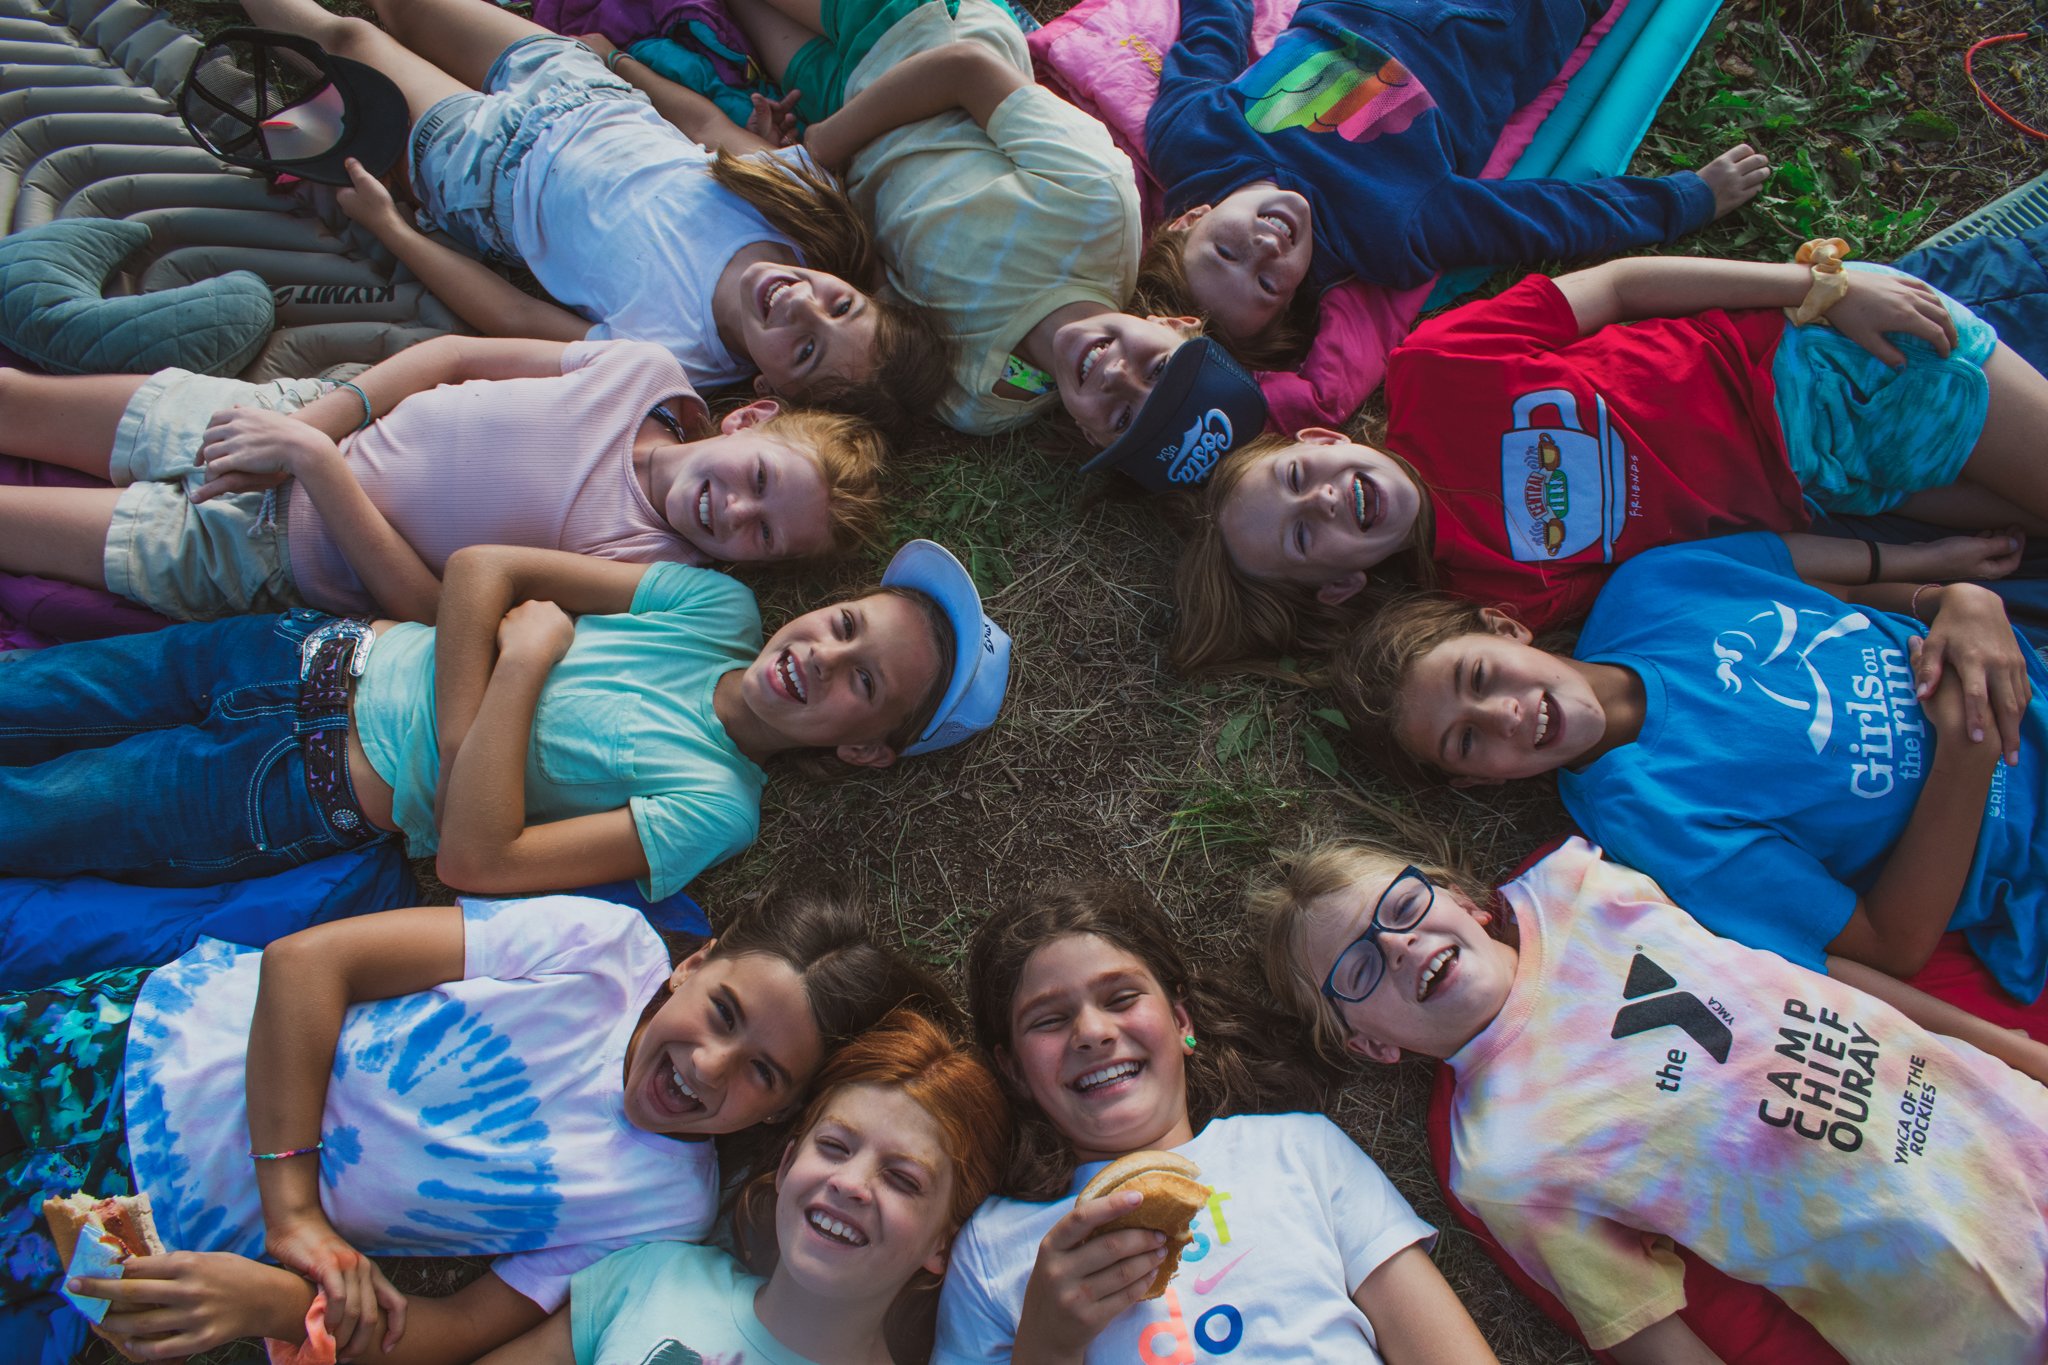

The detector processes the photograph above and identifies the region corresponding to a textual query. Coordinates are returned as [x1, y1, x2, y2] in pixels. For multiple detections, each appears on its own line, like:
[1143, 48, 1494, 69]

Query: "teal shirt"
[570, 1241, 817, 1365]
[354, 564, 766, 900]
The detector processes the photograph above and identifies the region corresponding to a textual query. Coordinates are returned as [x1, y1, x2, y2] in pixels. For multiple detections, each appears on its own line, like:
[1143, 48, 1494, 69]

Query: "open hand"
[1699, 142, 1770, 217]
[1827, 268, 1959, 367]
[1914, 528, 2026, 583]
[264, 1215, 406, 1361]
[747, 90, 803, 148]
[193, 407, 339, 502]
[1012, 1190, 1168, 1363]
[1911, 582, 2031, 765]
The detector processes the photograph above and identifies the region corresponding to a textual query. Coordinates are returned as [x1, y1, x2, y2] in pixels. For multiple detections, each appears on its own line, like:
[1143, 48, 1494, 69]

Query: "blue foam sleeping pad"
[1424, 0, 1725, 309]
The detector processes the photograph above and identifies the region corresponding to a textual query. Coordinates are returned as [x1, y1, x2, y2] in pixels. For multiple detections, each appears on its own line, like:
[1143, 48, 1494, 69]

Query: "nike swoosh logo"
[1192, 1250, 1251, 1296]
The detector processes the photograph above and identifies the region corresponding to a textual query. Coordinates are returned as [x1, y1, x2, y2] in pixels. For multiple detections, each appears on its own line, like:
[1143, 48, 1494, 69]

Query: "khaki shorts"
[105, 369, 328, 620]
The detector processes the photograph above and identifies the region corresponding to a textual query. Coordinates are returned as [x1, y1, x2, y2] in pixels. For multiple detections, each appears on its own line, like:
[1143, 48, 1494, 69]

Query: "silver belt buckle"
[299, 619, 376, 681]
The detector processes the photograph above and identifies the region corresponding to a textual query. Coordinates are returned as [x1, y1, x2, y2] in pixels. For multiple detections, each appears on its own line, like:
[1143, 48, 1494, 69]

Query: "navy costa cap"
[1079, 338, 1270, 493]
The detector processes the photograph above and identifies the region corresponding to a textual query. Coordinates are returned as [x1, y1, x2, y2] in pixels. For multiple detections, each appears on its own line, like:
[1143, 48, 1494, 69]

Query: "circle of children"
[3, 0, 2048, 1353]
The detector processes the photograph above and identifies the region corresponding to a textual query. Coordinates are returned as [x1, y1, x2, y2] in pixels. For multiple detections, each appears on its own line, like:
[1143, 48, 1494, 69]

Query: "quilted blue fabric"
[0, 217, 272, 376]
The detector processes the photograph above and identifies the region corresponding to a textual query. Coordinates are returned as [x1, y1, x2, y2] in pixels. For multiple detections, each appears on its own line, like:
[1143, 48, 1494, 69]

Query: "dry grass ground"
[141, 0, 2044, 1357]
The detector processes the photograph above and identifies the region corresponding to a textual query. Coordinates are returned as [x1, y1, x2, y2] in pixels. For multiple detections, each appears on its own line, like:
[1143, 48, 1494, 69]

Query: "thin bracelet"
[251, 1143, 324, 1162]
[604, 48, 629, 72]
[329, 379, 373, 432]
[1910, 582, 1939, 620]
[1865, 539, 1883, 585]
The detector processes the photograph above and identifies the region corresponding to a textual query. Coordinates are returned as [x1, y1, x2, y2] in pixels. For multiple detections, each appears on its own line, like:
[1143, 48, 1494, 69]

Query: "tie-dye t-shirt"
[933, 1113, 1433, 1363]
[1446, 839, 2048, 1362]
[121, 896, 720, 1312]
[571, 1241, 812, 1365]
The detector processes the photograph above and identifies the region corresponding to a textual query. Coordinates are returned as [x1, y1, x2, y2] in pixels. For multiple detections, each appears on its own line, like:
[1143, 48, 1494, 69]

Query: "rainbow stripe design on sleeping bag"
[1241, 28, 1435, 141]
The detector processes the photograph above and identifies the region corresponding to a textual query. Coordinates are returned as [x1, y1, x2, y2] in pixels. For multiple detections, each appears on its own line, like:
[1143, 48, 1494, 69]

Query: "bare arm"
[288, 334, 574, 443]
[1552, 256, 1958, 365]
[1780, 532, 2024, 593]
[804, 41, 1028, 173]
[1607, 1313, 1728, 1365]
[1824, 671, 1999, 979]
[1827, 955, 2048, 1084]
[1351, 1244, 1499, 1365]
[471, 1298, 574, 1365]
[432, 597, 653, 893]
[337, 159, 592, 342]
[247, 908, 470, 1358]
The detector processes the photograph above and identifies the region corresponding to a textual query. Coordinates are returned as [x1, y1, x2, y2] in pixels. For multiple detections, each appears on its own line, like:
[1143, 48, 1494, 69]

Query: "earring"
[1183, 1034, 1198, 1051]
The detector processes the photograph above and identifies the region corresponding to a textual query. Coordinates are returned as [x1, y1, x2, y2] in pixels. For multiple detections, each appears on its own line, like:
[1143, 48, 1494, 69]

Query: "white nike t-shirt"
[933, 1113, 1433, 1363]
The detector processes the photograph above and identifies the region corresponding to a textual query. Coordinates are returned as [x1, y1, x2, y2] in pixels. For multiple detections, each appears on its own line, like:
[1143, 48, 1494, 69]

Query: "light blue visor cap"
[882, 539, 1012, 757]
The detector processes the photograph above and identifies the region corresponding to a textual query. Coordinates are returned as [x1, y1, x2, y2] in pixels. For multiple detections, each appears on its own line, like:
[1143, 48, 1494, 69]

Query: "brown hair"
[1169, 432, 1434, 675]
[754, 407, 889, 559]
[708, 150, 953, 429]
[1135, 223, 1320, 371]
[1328, 593, 1579, 784]
[772, 584, 956, 782]
[966, 879, 1330, 1201]
[1247, 833, 1499, 1070]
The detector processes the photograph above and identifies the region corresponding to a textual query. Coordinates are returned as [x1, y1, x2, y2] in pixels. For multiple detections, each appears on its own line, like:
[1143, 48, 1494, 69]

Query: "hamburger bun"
[1076, 1151, 1210, 1300]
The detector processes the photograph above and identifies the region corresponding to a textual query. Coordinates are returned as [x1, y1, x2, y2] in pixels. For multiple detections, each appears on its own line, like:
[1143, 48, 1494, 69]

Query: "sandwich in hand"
[44, 1192, 170, 1356]
[1076, 1151, 1211, 1300]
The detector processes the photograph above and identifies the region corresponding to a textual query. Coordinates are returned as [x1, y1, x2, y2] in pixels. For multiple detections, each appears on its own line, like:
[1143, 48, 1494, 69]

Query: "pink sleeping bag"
[1027, 0, 1626, 430]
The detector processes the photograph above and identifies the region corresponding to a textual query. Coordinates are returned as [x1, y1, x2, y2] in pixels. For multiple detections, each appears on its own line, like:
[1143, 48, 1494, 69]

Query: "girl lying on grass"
[1254, 834, 2048, 1364]
[1, 886, 947, 1364]
[479, 1009, 1009, 1365]
[594, 0, 1158, 440]
[0, 540, 1010, 897]
[1336, 532, 2046, 1002]
[0, 334, 882, 625]
[242, 0, 948, 429]
[1169, 250, 2046, 671]
[935, 879, 1498, 1363]
[1137, 0, 1767, 365]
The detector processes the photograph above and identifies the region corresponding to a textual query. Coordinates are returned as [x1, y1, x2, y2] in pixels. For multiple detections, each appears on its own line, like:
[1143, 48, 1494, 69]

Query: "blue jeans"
[0, 611, 389, 885]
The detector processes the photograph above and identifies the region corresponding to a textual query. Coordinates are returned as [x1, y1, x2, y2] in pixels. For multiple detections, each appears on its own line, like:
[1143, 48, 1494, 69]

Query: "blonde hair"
[1247, 833, 1495, 1070]
[1169, 432, 1434, 675]
[1136, 223, 1319, 371]
[708, 151, 953, 428]
[754, 407, 888, 559]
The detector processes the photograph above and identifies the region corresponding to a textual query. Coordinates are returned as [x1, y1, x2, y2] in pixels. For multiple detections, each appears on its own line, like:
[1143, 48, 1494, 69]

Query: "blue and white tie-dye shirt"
[121, 896, 720, 1311]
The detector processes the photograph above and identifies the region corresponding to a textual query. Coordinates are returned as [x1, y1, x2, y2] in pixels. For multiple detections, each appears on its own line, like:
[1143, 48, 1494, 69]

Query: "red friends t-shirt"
[1384, 275, 1808, 629]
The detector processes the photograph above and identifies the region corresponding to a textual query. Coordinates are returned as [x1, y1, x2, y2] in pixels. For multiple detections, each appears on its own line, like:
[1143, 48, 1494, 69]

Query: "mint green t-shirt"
[353, 563, 766, 900]
[571, 1241, 816, 1365]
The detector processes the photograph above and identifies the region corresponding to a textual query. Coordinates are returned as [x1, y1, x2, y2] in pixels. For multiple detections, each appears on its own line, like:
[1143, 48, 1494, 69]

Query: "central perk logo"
[1498, 388, 1628, 562]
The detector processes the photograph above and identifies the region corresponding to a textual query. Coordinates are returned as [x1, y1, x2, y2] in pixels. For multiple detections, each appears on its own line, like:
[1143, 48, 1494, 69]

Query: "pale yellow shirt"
[843, 0, 1142, 434]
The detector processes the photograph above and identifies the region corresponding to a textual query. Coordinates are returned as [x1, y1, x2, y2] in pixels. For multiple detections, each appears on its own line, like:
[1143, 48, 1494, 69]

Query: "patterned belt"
[297, 619, 380, 845]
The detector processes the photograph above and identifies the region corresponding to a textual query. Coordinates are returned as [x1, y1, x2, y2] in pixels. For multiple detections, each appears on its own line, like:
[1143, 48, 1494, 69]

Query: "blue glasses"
[1320, 867, 1436, 1004]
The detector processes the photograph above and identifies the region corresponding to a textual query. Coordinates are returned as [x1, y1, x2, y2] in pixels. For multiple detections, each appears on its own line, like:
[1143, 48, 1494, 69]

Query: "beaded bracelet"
[251, 1143, 323, 1162]
[328, 379, 373, 432]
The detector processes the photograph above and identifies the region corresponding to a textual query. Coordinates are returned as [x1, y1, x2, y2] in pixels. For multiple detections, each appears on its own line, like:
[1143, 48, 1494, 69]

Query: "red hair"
[737, 1008, 1011, 1257]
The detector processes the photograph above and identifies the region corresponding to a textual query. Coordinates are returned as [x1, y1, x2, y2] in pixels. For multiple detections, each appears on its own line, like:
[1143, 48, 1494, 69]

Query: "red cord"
[1966, 30, 2048, 140]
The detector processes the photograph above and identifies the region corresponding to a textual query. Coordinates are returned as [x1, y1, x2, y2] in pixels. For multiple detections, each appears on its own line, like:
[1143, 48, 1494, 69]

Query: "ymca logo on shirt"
[1498, 388, 1632, 562]
[1709, 601, 1927, 796]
